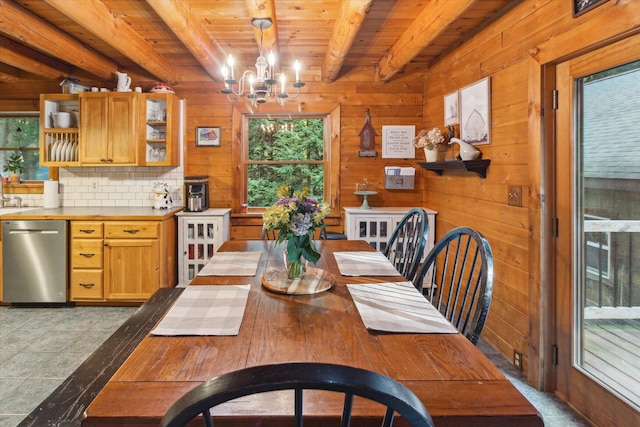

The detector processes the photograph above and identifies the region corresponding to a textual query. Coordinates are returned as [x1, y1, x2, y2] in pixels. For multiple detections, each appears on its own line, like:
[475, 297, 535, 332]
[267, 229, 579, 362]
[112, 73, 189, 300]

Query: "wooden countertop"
[0, 206, 183, 221]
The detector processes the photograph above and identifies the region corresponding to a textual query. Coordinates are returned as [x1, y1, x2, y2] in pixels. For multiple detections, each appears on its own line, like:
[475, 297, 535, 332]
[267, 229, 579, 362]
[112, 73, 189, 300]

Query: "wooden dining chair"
[412, 226, 494, 345]
[382, 208, 429, 283]
[160, 362, 435, 427]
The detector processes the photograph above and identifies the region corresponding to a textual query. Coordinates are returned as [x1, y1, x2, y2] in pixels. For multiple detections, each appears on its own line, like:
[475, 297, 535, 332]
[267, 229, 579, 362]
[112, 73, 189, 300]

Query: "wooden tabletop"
[82, 240, 542, 427]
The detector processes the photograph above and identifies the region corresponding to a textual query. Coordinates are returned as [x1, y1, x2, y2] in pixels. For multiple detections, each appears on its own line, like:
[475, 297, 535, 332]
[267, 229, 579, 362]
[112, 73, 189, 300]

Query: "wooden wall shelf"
[418, 159, 490, 178]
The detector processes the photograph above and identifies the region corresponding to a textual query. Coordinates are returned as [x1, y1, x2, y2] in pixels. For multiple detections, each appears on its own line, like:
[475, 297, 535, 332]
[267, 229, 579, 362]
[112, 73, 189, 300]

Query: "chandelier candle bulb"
[280, 74, 285, 94]
[268, 52, 275, 75]
[295, 60, 301, 82]
[227, 55, 234, 80]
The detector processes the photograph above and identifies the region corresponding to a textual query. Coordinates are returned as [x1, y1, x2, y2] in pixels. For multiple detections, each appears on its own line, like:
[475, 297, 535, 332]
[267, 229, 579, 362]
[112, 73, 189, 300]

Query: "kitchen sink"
[0, 207, 37, 215]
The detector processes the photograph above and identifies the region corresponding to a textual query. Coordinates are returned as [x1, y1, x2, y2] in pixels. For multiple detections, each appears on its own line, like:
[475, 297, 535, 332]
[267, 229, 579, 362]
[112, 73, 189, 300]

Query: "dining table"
[81, 239, 543, 427]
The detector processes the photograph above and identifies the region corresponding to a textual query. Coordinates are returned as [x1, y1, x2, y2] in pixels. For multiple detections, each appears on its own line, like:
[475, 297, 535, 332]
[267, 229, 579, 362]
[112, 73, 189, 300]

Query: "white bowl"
[53, 112, 71, 128]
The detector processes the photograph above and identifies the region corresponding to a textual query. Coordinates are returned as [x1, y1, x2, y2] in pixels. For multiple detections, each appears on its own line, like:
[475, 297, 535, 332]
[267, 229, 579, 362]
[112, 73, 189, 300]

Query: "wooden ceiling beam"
[146, 0, 226, 82]
[245, 0, 279, 58]
[0, 62, 20, 82]
[0, 0, 116, 80]
[43, 0, 177, 84]
[322, 0, 373, 83]
[376, 0, 478, 82]
[0, 35, 72, 79]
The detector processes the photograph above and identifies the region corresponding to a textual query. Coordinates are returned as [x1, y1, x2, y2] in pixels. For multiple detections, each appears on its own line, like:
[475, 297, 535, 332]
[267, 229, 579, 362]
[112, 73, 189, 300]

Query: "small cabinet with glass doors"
[344, 206, 437, 257]
[177, 209, 230, 285]
[142, 93, 180, 166]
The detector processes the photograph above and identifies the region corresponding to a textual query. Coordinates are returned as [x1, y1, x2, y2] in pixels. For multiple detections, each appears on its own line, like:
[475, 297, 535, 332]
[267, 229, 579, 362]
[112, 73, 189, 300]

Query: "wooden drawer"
[71, 221, 104, 238]
[70, 270, 103, 300]
[105, 222, 159, 239]
[71, 240, 103, 268]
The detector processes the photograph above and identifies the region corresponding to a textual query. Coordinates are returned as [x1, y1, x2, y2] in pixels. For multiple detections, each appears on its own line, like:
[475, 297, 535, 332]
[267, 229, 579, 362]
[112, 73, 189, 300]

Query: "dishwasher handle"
[8, 229, 60, 235]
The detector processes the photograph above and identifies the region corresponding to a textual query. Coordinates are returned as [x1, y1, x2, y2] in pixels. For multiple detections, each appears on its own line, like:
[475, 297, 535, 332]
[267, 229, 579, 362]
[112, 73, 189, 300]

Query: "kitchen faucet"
[0, 195, 22, 208]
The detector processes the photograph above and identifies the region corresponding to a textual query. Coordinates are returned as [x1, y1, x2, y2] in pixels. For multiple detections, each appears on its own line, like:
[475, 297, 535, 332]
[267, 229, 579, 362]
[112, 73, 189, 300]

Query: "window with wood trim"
[0, 115, 48, 181]
[244, 115, 329, 208]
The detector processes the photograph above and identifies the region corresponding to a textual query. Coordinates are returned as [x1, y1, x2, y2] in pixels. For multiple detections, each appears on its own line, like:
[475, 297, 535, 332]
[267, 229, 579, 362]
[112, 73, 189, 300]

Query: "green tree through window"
[0, 116, 48, 181]
[247, 117, 325, 207]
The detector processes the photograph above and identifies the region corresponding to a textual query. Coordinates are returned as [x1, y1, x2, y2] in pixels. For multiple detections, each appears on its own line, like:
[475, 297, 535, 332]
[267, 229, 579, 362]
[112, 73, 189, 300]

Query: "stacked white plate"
[49, 140, 78, 161]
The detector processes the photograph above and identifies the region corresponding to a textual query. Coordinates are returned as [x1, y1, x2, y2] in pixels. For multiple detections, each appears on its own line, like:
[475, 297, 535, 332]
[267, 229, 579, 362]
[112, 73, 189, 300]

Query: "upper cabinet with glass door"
[142, 93, 179, 166]
[39, 94, 80, 166]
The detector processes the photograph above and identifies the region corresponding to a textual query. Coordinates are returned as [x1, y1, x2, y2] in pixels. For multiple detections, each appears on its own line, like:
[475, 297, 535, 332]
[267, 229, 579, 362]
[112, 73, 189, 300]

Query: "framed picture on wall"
[459, 77, 491, 145]
[444, 91, 459, 126]
[196, 126, 221, 147]
[381, 125, 415, 158]
[573, 0, 608, 17]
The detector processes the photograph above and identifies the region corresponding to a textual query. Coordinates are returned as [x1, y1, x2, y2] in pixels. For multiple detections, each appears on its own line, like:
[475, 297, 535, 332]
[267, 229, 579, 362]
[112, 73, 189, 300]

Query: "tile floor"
[0, 305, 591, 427]
[0, 305, 138, 427]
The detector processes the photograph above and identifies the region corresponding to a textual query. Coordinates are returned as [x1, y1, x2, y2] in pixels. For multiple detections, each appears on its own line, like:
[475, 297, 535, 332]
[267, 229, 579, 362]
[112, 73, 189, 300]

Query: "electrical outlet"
[514, 350, 523, 371]
[91, 180, 98, 191]
[508, 185, 522, 207]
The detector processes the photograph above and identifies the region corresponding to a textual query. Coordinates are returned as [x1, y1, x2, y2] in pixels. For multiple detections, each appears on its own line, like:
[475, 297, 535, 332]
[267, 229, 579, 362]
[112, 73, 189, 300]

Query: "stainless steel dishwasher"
[2, 220, 68, 304]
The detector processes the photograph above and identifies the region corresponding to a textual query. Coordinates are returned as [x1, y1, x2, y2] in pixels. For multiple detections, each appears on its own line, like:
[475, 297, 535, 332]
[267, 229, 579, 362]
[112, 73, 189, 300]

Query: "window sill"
[2, 181, 44, 194]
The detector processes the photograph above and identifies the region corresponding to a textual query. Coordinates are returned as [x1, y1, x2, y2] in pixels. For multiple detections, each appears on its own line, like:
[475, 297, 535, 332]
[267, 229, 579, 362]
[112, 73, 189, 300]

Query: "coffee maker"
[184, 176, 209, 212]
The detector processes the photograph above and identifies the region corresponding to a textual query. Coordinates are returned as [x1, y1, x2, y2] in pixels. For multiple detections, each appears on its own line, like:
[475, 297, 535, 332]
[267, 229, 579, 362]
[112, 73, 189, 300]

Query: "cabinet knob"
[107, 158, 113, 162]
[79, 253, 95, 258]
[100, 157, 107, 162]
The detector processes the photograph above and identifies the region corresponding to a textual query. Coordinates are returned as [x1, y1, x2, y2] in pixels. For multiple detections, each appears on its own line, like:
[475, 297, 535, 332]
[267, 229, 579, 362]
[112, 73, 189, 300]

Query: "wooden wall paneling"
[420, 0, 640, 390]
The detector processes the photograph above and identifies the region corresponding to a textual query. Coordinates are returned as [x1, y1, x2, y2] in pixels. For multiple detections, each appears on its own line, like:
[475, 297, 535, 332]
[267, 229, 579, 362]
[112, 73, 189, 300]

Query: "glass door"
[555, 34, 640, 425]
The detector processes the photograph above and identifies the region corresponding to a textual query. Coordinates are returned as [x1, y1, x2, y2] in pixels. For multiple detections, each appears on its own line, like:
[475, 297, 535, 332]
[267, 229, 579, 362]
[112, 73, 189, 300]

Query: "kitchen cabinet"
[39, 94, 80, 166]
[79, 92, 138, 165]
[69, 217, 176, 303]
[104, 222, 159, 300]
[344, 207, 437, 256]
[176, 209, 230, 286]
[141, 93, 180, 166]
[70, 222, 104, 300]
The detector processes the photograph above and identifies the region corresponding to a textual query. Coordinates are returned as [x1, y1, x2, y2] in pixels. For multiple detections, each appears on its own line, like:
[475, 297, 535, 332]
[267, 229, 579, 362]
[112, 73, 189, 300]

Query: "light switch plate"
[508, 186, 522, 207]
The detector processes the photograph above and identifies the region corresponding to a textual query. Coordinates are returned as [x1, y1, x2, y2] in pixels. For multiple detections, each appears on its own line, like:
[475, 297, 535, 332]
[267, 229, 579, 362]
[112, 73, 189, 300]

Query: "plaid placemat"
[151, 285, 250, 336]
[347, 281, 458, 334]
[333, 251, 401, 276]
[197, 251, 262, 276]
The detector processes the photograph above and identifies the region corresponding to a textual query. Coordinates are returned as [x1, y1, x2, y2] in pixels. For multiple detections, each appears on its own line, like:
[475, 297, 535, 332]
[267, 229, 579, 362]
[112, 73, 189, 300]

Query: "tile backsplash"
[13, 166, 185, 208]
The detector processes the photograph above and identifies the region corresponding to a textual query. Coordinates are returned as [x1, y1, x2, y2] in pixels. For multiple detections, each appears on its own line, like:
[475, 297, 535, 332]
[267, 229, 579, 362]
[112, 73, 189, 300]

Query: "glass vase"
[284, 249, 307, 279]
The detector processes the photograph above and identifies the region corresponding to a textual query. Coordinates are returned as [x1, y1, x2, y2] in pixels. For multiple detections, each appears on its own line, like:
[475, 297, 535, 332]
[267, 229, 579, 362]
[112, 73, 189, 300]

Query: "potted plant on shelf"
[3, 151, 25, 183]
[413, 128, 446, 162]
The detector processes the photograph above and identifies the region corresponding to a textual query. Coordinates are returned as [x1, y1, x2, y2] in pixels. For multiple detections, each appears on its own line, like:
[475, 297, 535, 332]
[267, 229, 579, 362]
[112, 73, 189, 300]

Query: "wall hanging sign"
[358, 108, 377, 157]
[573, 0, 608, 17]
[444, 90, 459, 127]
[382, 125, 415, 158]
[460, 77, 491, 145]
[196, 126, 221, 147]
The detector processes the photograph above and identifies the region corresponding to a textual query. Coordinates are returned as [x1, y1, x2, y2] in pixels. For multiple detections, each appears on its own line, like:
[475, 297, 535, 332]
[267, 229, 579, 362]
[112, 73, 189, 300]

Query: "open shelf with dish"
[40, 94, 81, 166]
[418, 159, 490, 178]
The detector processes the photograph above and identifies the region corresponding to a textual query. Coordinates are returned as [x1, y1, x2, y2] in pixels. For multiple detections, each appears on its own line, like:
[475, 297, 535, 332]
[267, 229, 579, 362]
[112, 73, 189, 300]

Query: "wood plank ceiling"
[0, 0, 518, 87]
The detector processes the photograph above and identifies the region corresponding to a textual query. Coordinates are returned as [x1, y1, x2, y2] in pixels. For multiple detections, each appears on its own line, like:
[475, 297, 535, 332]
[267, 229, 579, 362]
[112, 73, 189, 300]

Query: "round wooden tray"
[261, 267, 335, 295]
